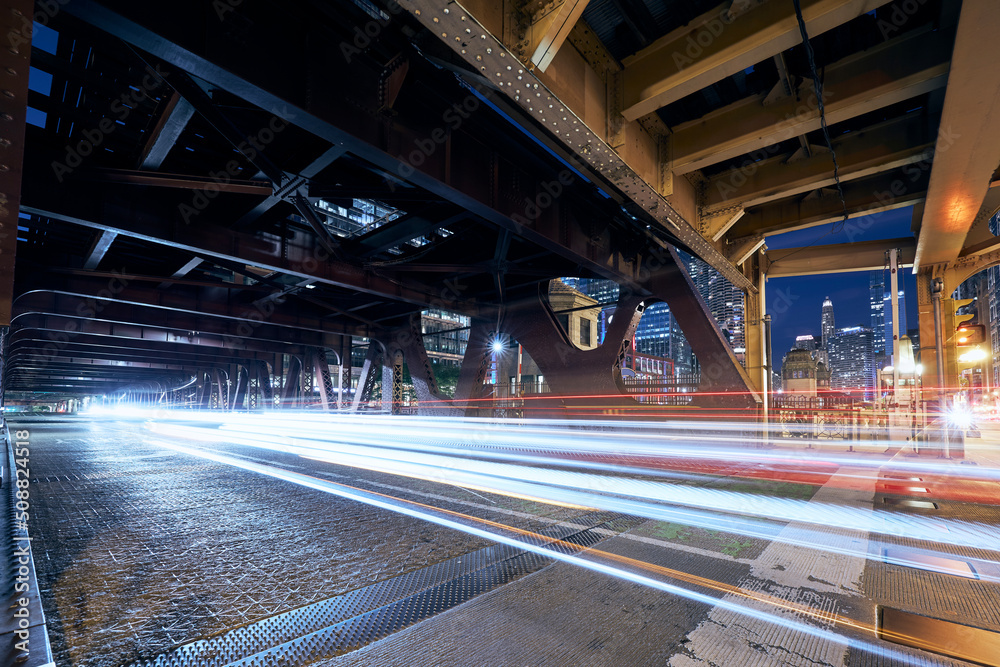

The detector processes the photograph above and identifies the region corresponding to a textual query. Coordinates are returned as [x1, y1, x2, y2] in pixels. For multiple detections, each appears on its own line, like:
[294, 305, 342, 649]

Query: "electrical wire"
[766, 1, 853, 266]
[792, 0, 849, 232]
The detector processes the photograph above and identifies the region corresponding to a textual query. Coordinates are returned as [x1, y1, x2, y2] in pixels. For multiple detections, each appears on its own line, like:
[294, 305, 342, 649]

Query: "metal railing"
[621, 374, 700, 405]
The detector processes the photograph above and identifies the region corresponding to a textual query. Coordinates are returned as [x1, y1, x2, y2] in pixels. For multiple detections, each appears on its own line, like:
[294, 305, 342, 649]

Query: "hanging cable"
[792, 0, 849, 232]
[764, 1, 852, 267]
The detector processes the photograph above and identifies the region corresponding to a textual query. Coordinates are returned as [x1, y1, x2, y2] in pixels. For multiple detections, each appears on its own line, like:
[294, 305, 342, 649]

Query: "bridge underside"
[3, 0, 999, 414]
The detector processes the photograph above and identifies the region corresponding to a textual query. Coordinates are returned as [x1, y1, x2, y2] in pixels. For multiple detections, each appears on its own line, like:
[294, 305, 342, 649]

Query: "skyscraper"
[687, 256, 745, 356]
[828, 326, 875, 398]
[816, 297, 835, 366]
[869, 271, 886, 357]
[871, 267, 907, 365]
[634, 302, 694, 374]
[562, 277, 694, 375]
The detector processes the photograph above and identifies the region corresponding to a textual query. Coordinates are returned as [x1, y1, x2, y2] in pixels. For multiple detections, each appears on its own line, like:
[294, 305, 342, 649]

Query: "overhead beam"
[10, 310, 341, 349]
[727, 168, 929, 238]
[16, 273, 362, 337]
[91, 168, 271, 195]
[671, 28, 951, 174]
[62, 0, 752, 292]
[82, 229, 118, 270]
[138, 92, 195, 170]
[13, 289, 367, 342]
[6, 342, 278, 369]
[622, 0, 894, 120]
[5, 352, 196, 372]
[158, 256, 203, 289]
[766, 237, 916, 277]
[914, 0, 1000, 269]
[158, 68, 286, 186]
[19, 181, 480, 315]
[393, 0, 752, 288]
[702, 111, 938, 214]
[351, 211, 466, 257]
[235, 144, 346, 229]
[8, 331, 303, 363]
[528, 0, 591, 71]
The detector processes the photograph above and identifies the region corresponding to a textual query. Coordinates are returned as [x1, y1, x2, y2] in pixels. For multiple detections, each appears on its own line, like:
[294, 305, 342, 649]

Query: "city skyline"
[767, 207, 919, 371]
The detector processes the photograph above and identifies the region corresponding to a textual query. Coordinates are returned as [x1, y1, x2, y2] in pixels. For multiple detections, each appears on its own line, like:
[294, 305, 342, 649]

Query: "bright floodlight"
[492, 340, 505, 353]
[948, 407, 973, 430]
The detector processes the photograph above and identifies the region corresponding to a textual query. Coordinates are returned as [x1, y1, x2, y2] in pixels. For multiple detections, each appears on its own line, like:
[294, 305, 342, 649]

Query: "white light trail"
[148, 437, 925, 665]
[145, 419, 1000, 575]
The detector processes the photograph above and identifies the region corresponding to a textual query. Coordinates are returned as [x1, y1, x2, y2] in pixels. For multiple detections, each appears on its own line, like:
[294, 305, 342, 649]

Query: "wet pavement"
[14, 417, 521, 666]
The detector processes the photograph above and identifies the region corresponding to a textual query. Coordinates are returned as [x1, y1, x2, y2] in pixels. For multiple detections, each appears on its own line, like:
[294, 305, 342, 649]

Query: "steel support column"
[280, 356, 302, 408]
[646, 247, 760, 411]
[232, 366, 249, 411]
[382, 315, 452, 416]
[312, 348, 334, 412]
[454, 321, 495, 417]
[381, 349, 404, 415]
[744, 249, 769, 401]
[339, 336, 352, 409]
[351, 344, 382, 412]
[0, 0, 32, 325]
[503, 287, 646, 417]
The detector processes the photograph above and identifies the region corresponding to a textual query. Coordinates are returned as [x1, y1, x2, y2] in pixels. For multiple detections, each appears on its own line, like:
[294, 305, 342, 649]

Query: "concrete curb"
[0, 420, 54, 666]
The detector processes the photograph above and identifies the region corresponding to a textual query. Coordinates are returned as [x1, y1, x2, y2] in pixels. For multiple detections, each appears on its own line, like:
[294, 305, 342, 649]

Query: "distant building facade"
[828, 326, 876, 398]
[561, 255, 744, 378]
[549, 279, 601, 350]
[794, 334, 820, 352]
[421, 309, 470, 366]
[780, 348, 831, 400]
[687, 257, 745, 359]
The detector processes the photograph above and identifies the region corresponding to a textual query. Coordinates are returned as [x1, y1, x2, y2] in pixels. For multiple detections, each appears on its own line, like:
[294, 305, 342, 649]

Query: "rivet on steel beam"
[0, 113, 11, 121]
[1, 90, 13, 99]
[6, 47, 17, 56]
[0, 165, 9, 172]
[5, 68, 16, 76]
[0, 138, 10, 148]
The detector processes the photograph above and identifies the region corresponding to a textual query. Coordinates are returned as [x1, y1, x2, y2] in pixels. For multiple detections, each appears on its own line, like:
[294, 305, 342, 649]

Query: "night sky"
[765, 207, 919, 370]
